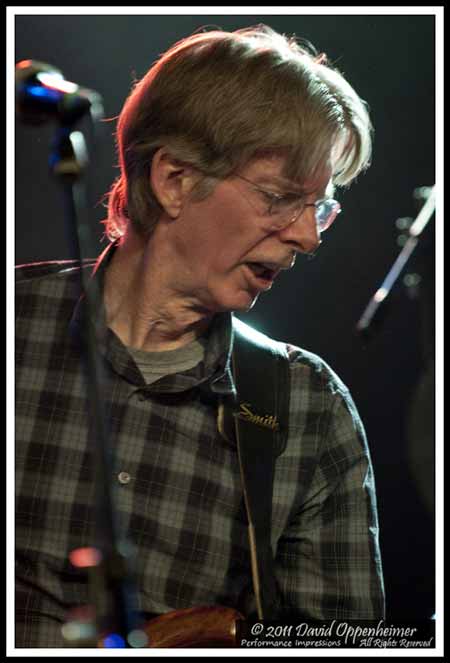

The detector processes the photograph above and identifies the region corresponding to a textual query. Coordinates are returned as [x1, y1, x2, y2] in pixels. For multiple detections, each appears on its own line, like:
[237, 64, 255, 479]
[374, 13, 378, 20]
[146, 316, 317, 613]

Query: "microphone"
[15, 60, 103, 126]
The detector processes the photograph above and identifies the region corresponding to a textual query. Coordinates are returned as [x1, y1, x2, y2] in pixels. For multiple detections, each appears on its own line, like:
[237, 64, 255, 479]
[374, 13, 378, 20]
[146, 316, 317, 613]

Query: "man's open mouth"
[245, 262, 276, 282]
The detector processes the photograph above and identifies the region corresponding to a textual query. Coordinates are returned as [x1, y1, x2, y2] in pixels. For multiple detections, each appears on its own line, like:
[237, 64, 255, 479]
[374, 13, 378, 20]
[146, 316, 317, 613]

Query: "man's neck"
[103, 231, 213, 352]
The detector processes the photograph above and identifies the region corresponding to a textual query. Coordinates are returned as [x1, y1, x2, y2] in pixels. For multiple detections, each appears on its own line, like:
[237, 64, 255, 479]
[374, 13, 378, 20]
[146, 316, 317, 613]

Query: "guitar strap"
[222, 316, 290, 620]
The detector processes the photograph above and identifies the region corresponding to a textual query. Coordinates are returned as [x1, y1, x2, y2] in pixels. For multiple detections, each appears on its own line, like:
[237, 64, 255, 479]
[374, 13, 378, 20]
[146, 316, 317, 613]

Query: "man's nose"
[277, 207, 321, 255]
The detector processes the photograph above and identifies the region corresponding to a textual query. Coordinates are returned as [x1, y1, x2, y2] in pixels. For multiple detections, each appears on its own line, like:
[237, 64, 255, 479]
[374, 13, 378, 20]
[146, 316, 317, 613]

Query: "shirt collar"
[69, 240, 236, 396]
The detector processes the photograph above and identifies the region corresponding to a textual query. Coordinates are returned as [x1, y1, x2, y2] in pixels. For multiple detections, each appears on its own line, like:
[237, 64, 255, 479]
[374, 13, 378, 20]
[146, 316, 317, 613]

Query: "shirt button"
[118, 471, 131, 485]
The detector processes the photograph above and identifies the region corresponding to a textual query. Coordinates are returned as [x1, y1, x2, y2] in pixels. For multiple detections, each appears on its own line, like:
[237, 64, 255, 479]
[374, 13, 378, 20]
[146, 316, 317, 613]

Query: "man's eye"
[260, 191, 281, 204]
[266, 192, 300, 209]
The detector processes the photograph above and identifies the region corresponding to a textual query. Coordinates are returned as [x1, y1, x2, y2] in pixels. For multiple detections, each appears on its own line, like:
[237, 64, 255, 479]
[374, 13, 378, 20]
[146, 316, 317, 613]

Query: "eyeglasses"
[234, 174, 341, 232]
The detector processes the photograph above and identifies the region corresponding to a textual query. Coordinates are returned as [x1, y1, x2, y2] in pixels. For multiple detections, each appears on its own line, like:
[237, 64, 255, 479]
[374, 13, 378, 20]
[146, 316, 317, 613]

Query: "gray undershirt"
[128, 337, 205, 385]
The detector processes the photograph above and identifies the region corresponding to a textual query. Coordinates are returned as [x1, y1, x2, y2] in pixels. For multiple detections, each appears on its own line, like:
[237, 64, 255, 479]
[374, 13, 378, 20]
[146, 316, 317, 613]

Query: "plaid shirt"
[15, 243, 385, 647]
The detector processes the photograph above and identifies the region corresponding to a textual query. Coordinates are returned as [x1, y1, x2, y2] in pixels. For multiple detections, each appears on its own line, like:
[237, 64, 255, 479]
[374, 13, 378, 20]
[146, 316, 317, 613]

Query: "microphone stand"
[49, 122, 143, 647]
[356, 186, 436, 339]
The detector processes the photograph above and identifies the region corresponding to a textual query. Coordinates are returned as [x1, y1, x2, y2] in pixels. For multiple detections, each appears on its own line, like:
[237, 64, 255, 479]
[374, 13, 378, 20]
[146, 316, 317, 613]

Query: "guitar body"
[143, 605, 244, 648]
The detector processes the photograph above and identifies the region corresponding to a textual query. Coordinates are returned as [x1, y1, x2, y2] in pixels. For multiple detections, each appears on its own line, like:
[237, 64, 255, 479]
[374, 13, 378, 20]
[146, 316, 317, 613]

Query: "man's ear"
[150, 147, 198, 219]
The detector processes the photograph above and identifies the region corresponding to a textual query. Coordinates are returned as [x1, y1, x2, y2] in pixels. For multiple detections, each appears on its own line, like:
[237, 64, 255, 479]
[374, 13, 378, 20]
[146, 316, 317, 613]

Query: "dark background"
[15, 13, 436, 620]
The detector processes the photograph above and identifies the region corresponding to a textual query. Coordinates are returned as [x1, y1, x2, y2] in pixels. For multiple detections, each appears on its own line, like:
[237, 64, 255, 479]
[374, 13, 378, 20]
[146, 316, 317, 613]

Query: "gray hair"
[104, 24, 373, 240]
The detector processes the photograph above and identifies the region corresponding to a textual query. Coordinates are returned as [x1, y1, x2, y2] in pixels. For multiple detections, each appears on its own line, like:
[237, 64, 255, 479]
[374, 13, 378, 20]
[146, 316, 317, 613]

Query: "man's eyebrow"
[255, 176, 309, 194]
[255, 175, 336, 198]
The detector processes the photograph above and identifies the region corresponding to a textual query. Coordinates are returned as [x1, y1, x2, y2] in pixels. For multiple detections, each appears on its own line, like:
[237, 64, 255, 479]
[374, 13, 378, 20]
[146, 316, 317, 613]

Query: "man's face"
[166, 154, 333, 313]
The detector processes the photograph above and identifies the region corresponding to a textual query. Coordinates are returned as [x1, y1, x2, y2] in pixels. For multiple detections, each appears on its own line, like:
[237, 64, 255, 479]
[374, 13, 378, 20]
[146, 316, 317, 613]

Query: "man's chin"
[206, 286, 260, 314]
[225, 291, 260, 313]
[235, 298, 258, 313]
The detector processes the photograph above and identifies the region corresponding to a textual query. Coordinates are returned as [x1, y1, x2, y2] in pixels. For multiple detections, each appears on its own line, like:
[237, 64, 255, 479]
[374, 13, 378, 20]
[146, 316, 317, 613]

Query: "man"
[16, 25, 385, 647]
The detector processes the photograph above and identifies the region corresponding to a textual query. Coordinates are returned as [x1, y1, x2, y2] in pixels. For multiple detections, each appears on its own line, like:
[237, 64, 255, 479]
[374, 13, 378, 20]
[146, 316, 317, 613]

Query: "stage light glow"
[102, 633, 126, 648]
[127, 628, 149, 648]
[61, 620, 96, 642]
[69, 546, 102, 568]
